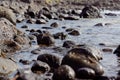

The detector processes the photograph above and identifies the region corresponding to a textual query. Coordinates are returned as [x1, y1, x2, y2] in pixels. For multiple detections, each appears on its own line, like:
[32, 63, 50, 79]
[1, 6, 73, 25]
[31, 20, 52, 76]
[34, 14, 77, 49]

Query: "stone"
[50, 22, 59, 28]
[21, 25, 28, 28]
[105, 13, 117, 16]
[0, 57, 18, 75]
[31, 49, 41, 54]
[102, 48, 113, 52]
[19, 59, 31, 65]
[77, 68, 95, 79]
[53, 32, 67, 40]
[62, 45, 104, 75]
[52, 65, 75, 80]
[114, 45, 120, 56]
[80, 5, 101, 18]
[36, 34, 55, 46]
[68, 30, 80, 36]
[63, 40, 76, 48]
[35, 19, 46, 24]
[31, 61, 50, 74]
[94, 23, 104, 26]
[66, 28, 74, 32]
[0, 6, 16, 24]
[37, 54, 61, 70]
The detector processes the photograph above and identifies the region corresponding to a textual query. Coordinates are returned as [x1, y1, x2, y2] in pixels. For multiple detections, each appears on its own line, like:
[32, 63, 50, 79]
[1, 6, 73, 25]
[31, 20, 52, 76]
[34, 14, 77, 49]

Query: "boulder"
[0, 57, 17, 75]
[62, 45, 104, 75]
[0, 18, 30, 53]
[52, 65, 75, 80]
[37, 54, 61, 70]
[31, 61, 50, 74]
[0, 6, 16, 24]
[80, 5, 101, 18]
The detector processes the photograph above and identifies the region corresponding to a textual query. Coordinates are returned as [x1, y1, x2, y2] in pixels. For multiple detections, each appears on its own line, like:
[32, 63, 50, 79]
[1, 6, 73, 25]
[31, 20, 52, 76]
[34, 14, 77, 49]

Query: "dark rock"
[50, 22, 59, 28]
[36, 19, 46, 24]
[30, 29, 36, 33]
[36, 34, 55, 46]
[27, 11, 35, 18]
[42, 27, 53, 29]
[80, 5, 101, 18]
[37, 54, 61, 70]
[21, 25, 28, 28]
[62, 45, 104, 75]
[16, 18, 24, 23]
[77, 68, 95, 79]
[19, 59, 31, 65]
[102, 48, 113, 52]
[114, 45, 120, 56]
[52, 65, 75, 80]
[64, 15, 80, 20]
[20, 0, 32, 3]
[63, 40, 76, 48]
[94, 23, 104, 26]
[53, 32, 67, 40]
[105, 13, 117, 16]
[68, 30, 80, 36]
[66, 28, 74, 32]
[31, 61, 50, 74]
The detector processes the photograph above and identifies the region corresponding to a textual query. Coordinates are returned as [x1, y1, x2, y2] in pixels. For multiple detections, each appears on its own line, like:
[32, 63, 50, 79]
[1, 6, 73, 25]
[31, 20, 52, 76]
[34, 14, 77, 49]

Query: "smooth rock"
[52, 65, 75, 80]
[63, 40, 76, 48]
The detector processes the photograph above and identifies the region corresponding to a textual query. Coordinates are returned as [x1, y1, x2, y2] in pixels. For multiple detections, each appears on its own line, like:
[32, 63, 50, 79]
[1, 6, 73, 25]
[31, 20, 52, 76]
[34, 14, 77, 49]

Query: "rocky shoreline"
[0, 0, 120, 80]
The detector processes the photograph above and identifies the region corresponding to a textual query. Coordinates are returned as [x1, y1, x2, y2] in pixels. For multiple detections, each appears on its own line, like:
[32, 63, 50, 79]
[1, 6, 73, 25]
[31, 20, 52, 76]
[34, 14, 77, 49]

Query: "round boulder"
[52, 65, 75, 80]
[37, 54, 61, 70]
[31, 61, 50, 74]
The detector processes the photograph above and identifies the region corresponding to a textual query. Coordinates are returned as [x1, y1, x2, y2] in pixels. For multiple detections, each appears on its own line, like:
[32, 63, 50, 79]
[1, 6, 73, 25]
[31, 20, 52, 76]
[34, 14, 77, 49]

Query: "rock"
[19, 59, 31, 65]
[62, 45, 104, 75]
[0, 6, 16, 24]
[31, 49, 41, 54]
[36, 34, 55, 46]
[102, 48, 113, 52]
[77, 68, 95, 79]
[80, 5, 101, 18]
[0, 57, 17, 75]
[42, 27, 53, 29]
[94, 23, 104, 26]
[0, 18, 30, 53]
[53, 32, 67, 40]
[35, 19, 46, 24]
[31, 61, 50, 74]
[93, 76, 110, 80]
[66, 28, 74, 32]
[27, 11, 35, 18]
[105, 13, 117, 16]
[50, 22, 59, 28]
[37, 54, 61, 70]
[52, 65, 75, 80]
[16, 17, 24, 23]
[26, 19, 35, 24]
[63, 40, 76, 48]
[21, 25, 28, 28]
[114, 45, 120, 56]
[20, 0, 32, 3]
[68, 30, 80, 36]
[64, 15, 80, 20]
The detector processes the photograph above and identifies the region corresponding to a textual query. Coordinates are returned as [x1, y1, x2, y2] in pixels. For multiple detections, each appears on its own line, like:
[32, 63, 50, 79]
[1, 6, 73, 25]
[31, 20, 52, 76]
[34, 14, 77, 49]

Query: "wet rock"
[80, 5, 101, 18]
[19, 59, 31, 65]
[63, 40, 76, 48]
[68, 30, 80, 36]
[21, 25, 28, 28]
[66, 28, 74, 32]
[31, 49, 41, 54]
[27, 11, 35, 18]
[26, 19, 35, 24]
[50, 22, 59, 28]
[35, 19, 46, 24]
[0, 6, 16, 24]
[102, 48, 113, 52]
[0, 57, 18, 75]
[77, 68, 95, 79]
[20, 0, 32, 3]
[94, 23, 104, 26]
[37, 54, 61, 70]
[42, 27, 53, 29]
[16, 17, 24, 23]
[114, 45, 120, 56]
[30, 29, 36, 33]
[36, 30, 42, 34]
[105, 13, 117, 16]
[31, 61, 50, 74]
[53, 32, 67, 40]
[36, 34, 55, 46]
[52, 65, 75, 80]
[62, 45, 104, 75]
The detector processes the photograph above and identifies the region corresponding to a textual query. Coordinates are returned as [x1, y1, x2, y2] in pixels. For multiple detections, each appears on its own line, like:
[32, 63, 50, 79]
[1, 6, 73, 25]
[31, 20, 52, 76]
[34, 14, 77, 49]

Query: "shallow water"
[16, 11, 120, 78]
